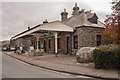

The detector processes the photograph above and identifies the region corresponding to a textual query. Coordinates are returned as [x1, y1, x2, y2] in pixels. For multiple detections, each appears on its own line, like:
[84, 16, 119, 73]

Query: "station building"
[10, 3, 106, 55]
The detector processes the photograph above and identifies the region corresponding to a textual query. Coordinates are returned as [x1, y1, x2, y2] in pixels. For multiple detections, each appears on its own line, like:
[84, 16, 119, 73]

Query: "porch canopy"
[11, 21, 74, 40]
[11, 20, 74, 56]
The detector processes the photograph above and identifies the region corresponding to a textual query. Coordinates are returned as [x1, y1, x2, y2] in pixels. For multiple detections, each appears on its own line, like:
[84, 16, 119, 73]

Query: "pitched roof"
[63, 12, 105, 28]
[11, 11, 105, 40]
[38, 21, 73, 32]
[11, 21, 73, 40]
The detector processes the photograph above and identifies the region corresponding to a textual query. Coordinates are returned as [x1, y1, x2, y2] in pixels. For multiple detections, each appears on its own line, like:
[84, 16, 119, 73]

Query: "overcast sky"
[0, 0, 113, 41]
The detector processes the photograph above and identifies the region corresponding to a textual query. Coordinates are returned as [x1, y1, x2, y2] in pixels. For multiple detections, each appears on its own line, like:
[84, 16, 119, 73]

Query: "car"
[3, 47, 7, 51]
[10, 47, 16, 51]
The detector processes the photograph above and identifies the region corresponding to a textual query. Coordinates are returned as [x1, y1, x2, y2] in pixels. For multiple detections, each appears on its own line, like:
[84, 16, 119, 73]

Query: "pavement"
[3, 51, 120, 80]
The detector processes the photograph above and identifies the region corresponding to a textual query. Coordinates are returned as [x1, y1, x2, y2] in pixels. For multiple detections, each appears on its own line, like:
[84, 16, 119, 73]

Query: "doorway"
[66, 37, 69, 54]
[44, 40, 46, 52]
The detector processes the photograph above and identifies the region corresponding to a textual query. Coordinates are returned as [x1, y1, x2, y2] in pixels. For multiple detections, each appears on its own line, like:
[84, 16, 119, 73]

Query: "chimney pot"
[28, 26, 30, 30]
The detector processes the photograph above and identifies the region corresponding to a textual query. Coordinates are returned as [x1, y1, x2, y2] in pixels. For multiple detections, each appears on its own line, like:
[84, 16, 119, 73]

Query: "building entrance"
[66, 37, 69, 54]
[44, 40, 46, 52]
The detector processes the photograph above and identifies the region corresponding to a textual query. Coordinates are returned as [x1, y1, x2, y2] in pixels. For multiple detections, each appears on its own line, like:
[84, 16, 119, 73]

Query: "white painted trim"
[12, 21, 73, 40]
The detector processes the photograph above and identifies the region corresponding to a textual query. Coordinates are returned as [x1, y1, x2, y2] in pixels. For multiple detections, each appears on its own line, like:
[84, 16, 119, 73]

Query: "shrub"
[93, 44, 120, 69]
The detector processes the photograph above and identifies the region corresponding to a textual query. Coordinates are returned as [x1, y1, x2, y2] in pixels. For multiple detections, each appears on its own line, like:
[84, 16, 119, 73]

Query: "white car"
[3, 47, 7, 51]
[10, 47, 16, 51]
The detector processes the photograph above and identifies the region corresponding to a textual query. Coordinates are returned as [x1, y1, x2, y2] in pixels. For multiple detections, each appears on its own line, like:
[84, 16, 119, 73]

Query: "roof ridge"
[98, 20, 105, 25]
[42, 20, 60, 25]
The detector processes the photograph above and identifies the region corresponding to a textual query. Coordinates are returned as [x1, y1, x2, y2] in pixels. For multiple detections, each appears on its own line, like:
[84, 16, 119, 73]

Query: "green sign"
[43, 33, 51, 36]
[16, 41, 19, 47]
[16, 41, 19, 44]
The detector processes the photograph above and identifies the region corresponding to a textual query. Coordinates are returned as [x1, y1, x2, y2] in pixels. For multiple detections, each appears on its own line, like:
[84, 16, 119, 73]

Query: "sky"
[0, 0, 113, 41]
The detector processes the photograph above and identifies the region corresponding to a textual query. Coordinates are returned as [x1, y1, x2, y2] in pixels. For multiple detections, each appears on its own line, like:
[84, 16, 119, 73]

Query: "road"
[2, 53, 100, 79]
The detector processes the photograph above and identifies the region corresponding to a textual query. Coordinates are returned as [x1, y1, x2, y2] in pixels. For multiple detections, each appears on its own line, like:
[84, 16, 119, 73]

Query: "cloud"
[1, 2, 111, 41]
[96, 11, 111, 23]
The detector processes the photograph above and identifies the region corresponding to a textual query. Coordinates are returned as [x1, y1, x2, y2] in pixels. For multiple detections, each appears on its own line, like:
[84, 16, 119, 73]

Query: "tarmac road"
[2, 53, 101, 79]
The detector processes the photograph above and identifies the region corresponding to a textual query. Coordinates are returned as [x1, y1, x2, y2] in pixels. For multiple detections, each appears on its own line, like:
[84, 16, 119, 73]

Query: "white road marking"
[60, 73, 71, 75]
[77, 75, 91, 78]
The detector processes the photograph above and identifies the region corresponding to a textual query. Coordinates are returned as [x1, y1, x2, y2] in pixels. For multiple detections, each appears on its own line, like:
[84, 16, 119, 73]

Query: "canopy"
[11, 21, 74, 40]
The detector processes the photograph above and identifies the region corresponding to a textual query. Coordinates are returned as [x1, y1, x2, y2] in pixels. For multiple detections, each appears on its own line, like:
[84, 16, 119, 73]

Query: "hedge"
[93, 44, 120, 69]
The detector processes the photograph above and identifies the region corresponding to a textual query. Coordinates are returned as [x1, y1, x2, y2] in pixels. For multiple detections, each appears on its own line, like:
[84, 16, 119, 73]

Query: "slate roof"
[37, 21, 73, 32]
[11, 8, 105, 40]
[11, 21, 74, 40]
[63, 12, 105, 28]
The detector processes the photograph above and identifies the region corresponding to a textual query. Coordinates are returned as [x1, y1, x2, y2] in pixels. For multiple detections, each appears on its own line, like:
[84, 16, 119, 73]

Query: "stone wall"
[40, 36, 55, 53]
[57, 32, 73, 54]
[10, 26, 105, 55]
[72, 26, 106, 55]
[10, 39, 16, 47]
[42, 32, 72, 54]
[40, 26, 105, 55]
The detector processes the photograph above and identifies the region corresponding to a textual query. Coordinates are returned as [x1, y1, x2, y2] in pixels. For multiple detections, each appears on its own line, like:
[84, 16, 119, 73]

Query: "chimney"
[72, 3, 79, 16]
[82, 12, 85, 26]
[43, 19, 48, 24]
[28, 26, 30, 30]
[79, 9, 85, 14]
[61, 9, 68, 22]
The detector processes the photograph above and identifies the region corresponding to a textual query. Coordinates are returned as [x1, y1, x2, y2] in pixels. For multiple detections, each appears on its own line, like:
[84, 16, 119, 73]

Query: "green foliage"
[0, 45, 7, 47]
[93, 44, 120, 69]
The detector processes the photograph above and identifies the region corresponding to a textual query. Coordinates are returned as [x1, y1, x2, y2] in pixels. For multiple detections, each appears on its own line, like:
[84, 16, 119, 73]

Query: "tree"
[104, 0, 120, 44]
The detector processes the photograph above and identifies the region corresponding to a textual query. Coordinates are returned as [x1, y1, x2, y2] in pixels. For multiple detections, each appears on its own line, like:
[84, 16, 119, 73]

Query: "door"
[44, 40, 46, 52]
[38, 41, 40, 49]
[34, 41, 36, 50]
[66, 37, 69, 54]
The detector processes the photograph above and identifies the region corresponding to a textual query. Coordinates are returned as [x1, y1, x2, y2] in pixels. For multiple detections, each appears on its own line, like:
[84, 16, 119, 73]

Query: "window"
[48, 39, 51, 49]
[74, 35, 78, 49]
[31, 41, 34, 46]
[44, 40, 46, 52]
[38, 41, 40, 49]
[97, 35, 101, 46]
[34, 41, 36, 49]
[58, 38, 61, 49]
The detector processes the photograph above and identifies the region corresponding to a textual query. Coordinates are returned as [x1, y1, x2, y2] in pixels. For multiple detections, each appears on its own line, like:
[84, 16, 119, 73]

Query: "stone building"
[10, 3, 105, 55]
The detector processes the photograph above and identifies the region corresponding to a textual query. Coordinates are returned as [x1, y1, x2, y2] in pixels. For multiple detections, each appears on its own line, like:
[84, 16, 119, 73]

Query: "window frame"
[48, 39, 51, 49]
[73, 35, 78, 49]
[58, 38, 61, 49]
[97, 35, 102, 46]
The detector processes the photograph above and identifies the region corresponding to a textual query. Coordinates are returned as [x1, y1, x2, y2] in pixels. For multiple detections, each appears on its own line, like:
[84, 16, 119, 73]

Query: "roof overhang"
[11, 21, 74, 40]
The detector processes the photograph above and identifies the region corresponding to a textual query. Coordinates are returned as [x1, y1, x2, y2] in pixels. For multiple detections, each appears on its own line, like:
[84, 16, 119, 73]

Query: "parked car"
[3, 47, 7, 51]
[10, 47, 16, 51]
